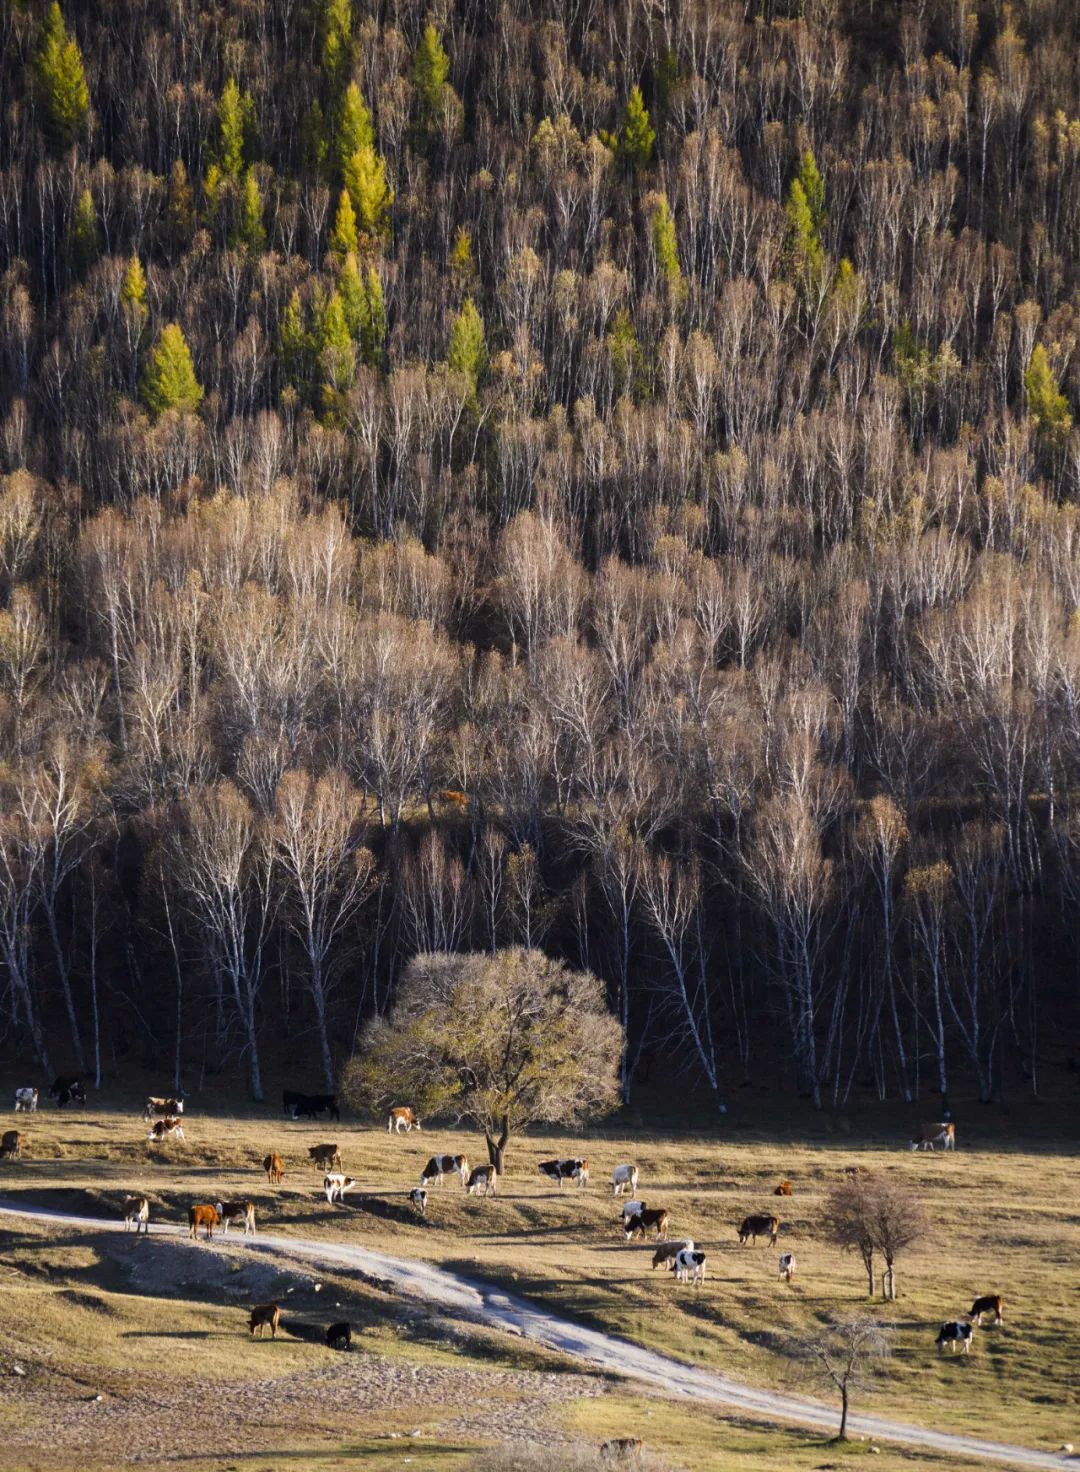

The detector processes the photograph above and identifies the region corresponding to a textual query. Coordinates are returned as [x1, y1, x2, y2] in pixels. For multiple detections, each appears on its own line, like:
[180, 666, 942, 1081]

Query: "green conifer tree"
[796, 149, 827, 237]
[330, 188, 359, 258]
[650, 194, 681, 292]
[620, 85, 655, 171]
[141, 324, 203, 417]
[34, 2, 90, 151]
[232, 168, 266, 254]
[301, 101, 330, 179]
[1025, 344, 1073, 449]
[344, 145, 393, 239]
[337, 82, 374, 177]
[217, 78, 256, 177]
[66, 187, 99, 274]
[120, 256, 149, 388]
[447, 297, 486, 403]
[785, 178, 824, 283]
[320, 0, 353, 95]
[412, 23, 450, 126]
[358, 264, 386, 369]
[279, 290, 310, 392]
[317, 288, 356, 403]
[164, 161, 195, 255]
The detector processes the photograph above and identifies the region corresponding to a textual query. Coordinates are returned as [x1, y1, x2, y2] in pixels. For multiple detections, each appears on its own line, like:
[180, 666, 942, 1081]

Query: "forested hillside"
[2, 0, 1079, 1107]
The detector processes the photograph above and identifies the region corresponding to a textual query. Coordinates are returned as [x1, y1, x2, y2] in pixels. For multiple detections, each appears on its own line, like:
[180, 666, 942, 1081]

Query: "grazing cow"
[600, 1437, 643, 1462]
[671, 1248, 707, 1286]
[421, 1154, 469, 1188]
[143, 1096, 184, 1121]
[466, 1164, 497, 1197]
[910, 1122, 956, 1152]
[122, 1195, 149, 1234]
[778, 1252, 796, 1283]
[409, 1187, 428, 1215]
[283, 1090, 339, 1121]
[14, 1088, 37, 1113]
[147, 1117, 184, 1143]
[651, 1240, 695, 1270]
[0, 1129, 22, 1159]
[624, 1208, 670, 1241]
[936, 1320, 974, 1354]
[970, 1294, 1004, 1326]
[263, 1152, 285, 1184]
[774, 1180, 793, 1196]
[537, 1157, 589, 1189]
[620, 1199, 646, 1223]
[188, 1204, 219, 1240]
[50, 1077, 85, 1109]
[323, 1172, 358, 1204]
[387, 1107, 421, 1133]
[308, 1142, 342, 1171]
[326, 1321, 352, 1351]
[248, 1303, 281, 1339]
[216, 1201, 256, 1236]
[738, 1214, 779, 1246]
[611, 1163, 639, 1196]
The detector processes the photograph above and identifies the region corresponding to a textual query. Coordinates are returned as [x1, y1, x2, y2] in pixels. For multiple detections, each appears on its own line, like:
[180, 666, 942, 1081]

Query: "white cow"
[409, 1187, 427, 1215]
[611, 1163, 639, 1196]
[14, 1088, 37, 1113]
[778, 1252, 796, 1283]
[122, 1195, 149, 1234]
[323, 1173, 359, 1205]
[619, 1199, 646, 1223]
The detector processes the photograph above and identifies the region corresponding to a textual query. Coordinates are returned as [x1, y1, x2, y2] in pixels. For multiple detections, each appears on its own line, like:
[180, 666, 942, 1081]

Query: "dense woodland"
[2, 0, 1080, 1108]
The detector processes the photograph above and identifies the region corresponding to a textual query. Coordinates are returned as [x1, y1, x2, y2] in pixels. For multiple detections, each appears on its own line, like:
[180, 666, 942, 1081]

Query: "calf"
[537, 1157, 589, 1189]
[188, 1203, 219, 1240]
[217, 1201, 256, 1235]
[738, 1214, 779, 1246]
[778, 1252, 796, 1283]
[409, 1187, 428, 1215]
[651, 1239, 695, 1270]
[323, 1172, 359, 1204]
[122, 1195, 150, 1234]
[248, 1302, 281, 1339]
[624, 1207, 670, 1241]
[0, 1129, 23, 1159]
[283, 1090, 340, 1121]
[611, 1163, 638, 1196]
[936, 1320, 974, 1353]
[600, 1437, 643, 1462]
[466, 1163, 498, 1197]
[14, 1087, 37, 1113]
[387, 1106, 421, 1133]
[671, 1247, 707, 1286]
[147, 1117, 184, 1143]
[143, 1096, 184, 1121]
[421, 1153, 469, 1188]
[910, 1121, 956, 1152]
[308, 1142, 342, 1171]
[50, 1077, 85, 1109]
[970, 1294, 1004, 1326]
[774, 1180, 793, 1196]
[326, 1321, 352, 1351]
[263, 1153, 285, 1184]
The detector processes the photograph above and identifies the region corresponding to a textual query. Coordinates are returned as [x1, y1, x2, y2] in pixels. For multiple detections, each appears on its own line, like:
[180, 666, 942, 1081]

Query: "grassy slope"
[1, 1093, 1077, 1466]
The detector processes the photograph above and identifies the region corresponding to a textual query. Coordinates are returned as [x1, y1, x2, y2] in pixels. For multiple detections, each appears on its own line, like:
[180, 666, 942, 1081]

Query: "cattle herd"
[2, 1084, 1006, 1365]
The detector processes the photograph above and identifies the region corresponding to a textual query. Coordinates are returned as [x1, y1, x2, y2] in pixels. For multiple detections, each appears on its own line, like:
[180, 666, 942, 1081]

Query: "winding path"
[0, 1199, 1070, 1469]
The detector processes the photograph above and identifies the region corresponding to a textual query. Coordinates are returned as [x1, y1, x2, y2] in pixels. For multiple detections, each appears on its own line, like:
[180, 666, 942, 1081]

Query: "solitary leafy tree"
[793, 1316, 891, 1441]
[344, 145, 393, 239]
[412, 23, 451, 127]
[447, 297, 486, 404]
[1025, 344, 1072, 449]
[343, 948, 623, 1172]
[34, 2, 90, 151]
[620, 85, 655, 170]
[141, 324, 203, 418]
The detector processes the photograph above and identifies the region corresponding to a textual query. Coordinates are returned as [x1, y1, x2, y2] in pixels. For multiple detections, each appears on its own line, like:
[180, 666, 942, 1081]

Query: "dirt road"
[0, 1199, 1070, 1470]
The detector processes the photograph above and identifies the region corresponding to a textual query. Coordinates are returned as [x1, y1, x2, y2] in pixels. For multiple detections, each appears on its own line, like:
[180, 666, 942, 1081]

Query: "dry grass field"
[0, 1089, 1077, 1470]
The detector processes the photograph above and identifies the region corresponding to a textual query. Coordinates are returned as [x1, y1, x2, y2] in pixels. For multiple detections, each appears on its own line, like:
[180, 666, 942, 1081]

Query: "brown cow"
[147, 1117, 184, 1143]
[188, 1203, 219, 1240]
[143, 1096, 184, 1121]
[651, 1240, 695, 1270]
[738, 1214, 779, 1246]
[600, 1439, 643, 1463]
[624, 1207, 669, 1241]
[263, 1152, 285, 1184]
[970, 1294, 1004, 1326]
[248, 1302, 281, 1338]
[387, 1106, 421, 1133]
[774, 1180, 793, 1196]
[0, 1129, 23, 1159]
[466, 1163, 497, 1197]
[308, 1142, 342, 1171]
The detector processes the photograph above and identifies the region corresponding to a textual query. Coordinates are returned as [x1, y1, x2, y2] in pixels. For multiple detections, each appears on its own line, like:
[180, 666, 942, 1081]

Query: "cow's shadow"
[121, 1329, 231, 1340]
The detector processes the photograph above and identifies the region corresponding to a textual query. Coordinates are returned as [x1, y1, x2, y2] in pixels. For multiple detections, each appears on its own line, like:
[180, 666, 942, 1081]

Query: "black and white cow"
[537, 1157, 589, 1188]
[670, 1248, 707, 1286]
[14, 1088, 37, 1113]
[420, 1154, 468, 1188]
[50, 1077, 85, 1109]
[935, 1320, 974, 1354]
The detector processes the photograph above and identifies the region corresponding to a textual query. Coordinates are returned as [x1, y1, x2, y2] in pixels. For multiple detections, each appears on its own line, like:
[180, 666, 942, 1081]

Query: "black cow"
[326, 1321, 352, 1352]
[49, 1077, 85, 1109]
[283, 1089, 339, 1121]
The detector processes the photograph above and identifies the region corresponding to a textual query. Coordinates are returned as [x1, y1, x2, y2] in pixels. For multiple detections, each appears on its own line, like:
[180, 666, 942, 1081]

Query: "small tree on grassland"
[823, 1172, 927, 1299]
[793, 1315, 891, 1441]
[342, 948, 622, 1172]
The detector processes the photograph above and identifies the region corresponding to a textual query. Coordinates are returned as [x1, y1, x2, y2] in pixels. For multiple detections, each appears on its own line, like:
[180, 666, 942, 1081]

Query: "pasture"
[0, 1090, 1077, 1469]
